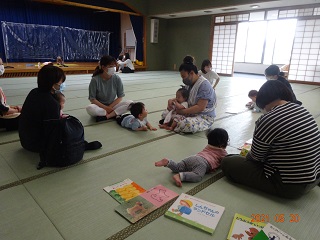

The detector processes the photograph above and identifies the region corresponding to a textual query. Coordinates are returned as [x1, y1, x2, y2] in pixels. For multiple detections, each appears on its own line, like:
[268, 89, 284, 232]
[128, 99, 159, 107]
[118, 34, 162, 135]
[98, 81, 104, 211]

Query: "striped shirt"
[247, 102, 320, 184]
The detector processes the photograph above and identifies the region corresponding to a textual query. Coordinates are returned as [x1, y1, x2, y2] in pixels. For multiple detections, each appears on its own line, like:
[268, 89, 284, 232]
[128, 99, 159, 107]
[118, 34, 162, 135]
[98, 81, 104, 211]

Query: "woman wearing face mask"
[198, 59, 220, 89]
[165, 57, 216, 133]
[264, 64, 301, 105]
[221, 80, 320, 199]
[86, 55, 133, 122]
[19, 65, 66, 152]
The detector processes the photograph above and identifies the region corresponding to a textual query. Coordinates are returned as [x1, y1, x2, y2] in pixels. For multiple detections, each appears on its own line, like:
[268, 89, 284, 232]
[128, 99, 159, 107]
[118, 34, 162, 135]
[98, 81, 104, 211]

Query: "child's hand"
[142, 126, 148, 131]
[149, 126, 157, 131]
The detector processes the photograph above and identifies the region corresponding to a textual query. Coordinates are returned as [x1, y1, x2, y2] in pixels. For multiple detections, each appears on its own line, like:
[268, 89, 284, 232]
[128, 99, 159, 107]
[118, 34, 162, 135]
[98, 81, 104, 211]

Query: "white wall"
[120, 14, 136, 60]
[234, 62, 282, 75]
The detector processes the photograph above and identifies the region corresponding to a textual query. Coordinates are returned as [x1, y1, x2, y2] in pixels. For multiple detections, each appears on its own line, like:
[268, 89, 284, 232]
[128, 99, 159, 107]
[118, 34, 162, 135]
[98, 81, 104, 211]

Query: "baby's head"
[54, 92, 66, 110]
[176, 87, 189, 103]
[206, 128, 229, 149]
[248, 90, 258, 103]
[130, 102, 147, 120]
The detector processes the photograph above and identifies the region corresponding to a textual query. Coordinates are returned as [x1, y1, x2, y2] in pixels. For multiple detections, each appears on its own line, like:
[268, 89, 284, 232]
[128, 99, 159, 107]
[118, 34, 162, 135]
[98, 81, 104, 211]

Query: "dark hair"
[201, 59, 212, 74]
[179, 55, 198, 74]
[256, 80, 294, 109]
[118, 55, 123, 61]
[206, 128, 229, 148]
[124, 53, 130, 60]
[37, 65, 66, 91]
[248, 90, 258, 97]
[129, 102, 145, 118]
[176, 87, 189, 100]
[92, 55, 116, 77]
[183, 55, 195, 64]
[265, 64, 283, 76]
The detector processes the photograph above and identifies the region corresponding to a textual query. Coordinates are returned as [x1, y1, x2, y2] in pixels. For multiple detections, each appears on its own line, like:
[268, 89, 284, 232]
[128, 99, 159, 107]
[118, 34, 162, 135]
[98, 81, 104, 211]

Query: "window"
[235, 19, 297, 64]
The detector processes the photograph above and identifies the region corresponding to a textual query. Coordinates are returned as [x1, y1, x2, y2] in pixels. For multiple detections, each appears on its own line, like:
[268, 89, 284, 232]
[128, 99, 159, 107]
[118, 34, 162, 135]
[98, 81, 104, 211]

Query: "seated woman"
[265, 64, 301, 105]
[164, 57, 216, 133]
[221, 80, 320, 199]
[0, 87, 22, 131]
[117, 53, 135, 73]
[86, 55, 133, 122]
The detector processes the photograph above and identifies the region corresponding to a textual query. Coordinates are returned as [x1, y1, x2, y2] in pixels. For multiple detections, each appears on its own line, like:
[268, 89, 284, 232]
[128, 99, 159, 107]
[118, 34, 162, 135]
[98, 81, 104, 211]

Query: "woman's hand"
[167, 98, 175, 111]
[103, 106, 114, 114]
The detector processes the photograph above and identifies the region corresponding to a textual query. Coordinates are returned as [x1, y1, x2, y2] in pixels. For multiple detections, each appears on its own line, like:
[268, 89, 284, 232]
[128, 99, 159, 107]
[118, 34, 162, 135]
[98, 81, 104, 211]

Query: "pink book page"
[140, 185, 179, 208]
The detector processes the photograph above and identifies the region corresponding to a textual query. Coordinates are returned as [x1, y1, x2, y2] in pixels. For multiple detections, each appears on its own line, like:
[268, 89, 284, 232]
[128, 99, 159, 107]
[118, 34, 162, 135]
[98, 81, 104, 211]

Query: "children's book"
[115, 185, 178, 223]
[252, 223, 296, 240]
[237, 138, 253, 150]
[164, 193, 225, 234]
[103, 178, 146, 203]
[227, 213, 266, 240]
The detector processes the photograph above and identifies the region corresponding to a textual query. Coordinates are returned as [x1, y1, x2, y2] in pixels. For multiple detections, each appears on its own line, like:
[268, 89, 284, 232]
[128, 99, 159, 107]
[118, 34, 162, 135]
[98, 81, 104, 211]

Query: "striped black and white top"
[247, 102, 320, 184]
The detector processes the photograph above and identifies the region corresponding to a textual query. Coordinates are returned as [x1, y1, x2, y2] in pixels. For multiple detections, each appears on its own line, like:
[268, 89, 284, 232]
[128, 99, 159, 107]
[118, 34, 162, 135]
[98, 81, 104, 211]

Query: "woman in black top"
[221, 80, 320, 199]
[19, 65, 65, 152]
[264, 64, 302, 105]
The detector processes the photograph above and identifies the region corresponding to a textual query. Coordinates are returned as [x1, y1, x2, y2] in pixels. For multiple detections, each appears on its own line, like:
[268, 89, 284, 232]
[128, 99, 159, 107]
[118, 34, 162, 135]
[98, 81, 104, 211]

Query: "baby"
[116, 102, 157, 131]
[159, 87, 188, 131]
[246, 90, 261, 113]
[53, 92, 68, 118]
[155, 128, 228, 187]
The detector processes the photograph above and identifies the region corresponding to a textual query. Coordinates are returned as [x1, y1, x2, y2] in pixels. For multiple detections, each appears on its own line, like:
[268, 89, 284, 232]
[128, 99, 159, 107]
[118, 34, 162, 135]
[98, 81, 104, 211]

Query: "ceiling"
[151, 0, 320, 19]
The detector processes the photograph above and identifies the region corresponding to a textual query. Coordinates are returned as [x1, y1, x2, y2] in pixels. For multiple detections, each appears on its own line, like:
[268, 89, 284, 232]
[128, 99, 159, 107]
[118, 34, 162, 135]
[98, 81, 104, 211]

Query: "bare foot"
[155, 158, 169, 167]
[173, 174, 182, 187]
[158, 124, 167, 129]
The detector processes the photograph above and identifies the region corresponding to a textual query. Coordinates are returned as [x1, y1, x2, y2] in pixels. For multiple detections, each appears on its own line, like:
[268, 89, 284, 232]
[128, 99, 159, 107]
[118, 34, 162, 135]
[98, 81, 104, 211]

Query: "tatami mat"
[0, 71, 319, 240]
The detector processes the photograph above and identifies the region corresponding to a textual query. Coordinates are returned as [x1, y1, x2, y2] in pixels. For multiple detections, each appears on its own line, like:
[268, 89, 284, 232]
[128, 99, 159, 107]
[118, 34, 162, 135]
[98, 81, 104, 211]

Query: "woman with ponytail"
[163, 56, 216, 133]
[86, 55, 133, 122]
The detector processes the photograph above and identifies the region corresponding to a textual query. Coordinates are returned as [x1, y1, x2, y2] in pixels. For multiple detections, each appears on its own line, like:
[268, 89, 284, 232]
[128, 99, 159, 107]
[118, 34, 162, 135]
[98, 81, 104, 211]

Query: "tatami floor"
[0, 71, 319, 240]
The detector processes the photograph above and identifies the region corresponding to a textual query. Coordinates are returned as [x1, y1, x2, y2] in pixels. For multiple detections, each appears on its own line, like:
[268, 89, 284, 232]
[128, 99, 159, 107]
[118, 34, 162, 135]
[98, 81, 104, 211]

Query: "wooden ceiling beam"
[32, 0, 141, 16]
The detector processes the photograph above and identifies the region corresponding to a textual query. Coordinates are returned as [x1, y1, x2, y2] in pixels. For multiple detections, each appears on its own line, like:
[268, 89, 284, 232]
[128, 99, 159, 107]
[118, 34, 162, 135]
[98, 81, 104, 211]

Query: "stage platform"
[0, 62, 146, 78]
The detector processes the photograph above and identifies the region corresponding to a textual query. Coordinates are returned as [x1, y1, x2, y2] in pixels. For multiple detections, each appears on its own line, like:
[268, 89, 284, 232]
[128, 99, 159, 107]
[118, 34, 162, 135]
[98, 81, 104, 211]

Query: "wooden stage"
[1, 62, 146, 78]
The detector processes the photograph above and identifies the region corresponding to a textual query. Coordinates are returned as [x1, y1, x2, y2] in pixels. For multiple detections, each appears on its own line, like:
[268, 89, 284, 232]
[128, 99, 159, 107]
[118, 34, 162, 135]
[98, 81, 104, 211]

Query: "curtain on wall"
[0, 0, 120, 62]
[130, 15, 144, 62]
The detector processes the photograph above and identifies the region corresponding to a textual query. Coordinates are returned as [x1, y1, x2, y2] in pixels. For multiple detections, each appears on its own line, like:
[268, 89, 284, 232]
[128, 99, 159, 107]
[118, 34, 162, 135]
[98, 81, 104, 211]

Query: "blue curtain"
[130, 15, 144, 62]
[0, 0, 120, 62]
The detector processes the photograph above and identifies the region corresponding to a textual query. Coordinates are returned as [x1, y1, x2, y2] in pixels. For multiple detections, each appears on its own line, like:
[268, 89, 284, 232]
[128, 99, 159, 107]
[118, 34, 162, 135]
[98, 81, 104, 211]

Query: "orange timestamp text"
[251, 213, 301, 223]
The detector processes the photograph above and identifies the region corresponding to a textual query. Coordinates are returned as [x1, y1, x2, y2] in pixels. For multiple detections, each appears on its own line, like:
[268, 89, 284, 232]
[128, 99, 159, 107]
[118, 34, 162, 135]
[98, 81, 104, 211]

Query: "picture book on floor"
[103, 178, 146, 203]
[238, 138, 253, 156]
[227, 213, 266, 240]
[252, 223, 296, 240]
[115, 185, 178, 223]
[165, 193, 225, 234]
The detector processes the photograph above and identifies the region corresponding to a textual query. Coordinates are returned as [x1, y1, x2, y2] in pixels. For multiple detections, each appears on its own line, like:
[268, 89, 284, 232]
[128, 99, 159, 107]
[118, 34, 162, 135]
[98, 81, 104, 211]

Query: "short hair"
[248, 90, 258, 97]
[37, 65, 66, 91]
[201, 59, 212, 73]
[206, 128, 229, 148]
[256, 80, 294, 109]
[118, 55, 123, 61]
[177, 87, 189, 100]
[129, 102, 145, 118]
[179, 55, 198, 74]
[265, 64, 280, 76]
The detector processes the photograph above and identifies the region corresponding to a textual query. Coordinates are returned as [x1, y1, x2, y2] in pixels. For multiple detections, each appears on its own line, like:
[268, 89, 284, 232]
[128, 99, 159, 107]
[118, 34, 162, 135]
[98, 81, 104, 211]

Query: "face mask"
[183, 74, 193, 86]
[0, 65, 4, 75]
[106, 67, 116, 76]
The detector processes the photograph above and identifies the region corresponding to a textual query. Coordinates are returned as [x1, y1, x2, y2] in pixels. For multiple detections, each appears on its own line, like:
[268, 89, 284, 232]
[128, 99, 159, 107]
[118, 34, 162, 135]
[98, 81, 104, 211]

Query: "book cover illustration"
[140, 184, 179, 207]
[103, 178, 146, 203]
[114, 195, 157, 223]
[252, 223, 296, 240]
[227, 213, 266, 240]
[115, 185, 178, 223]
[165, 193, 225, 234]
